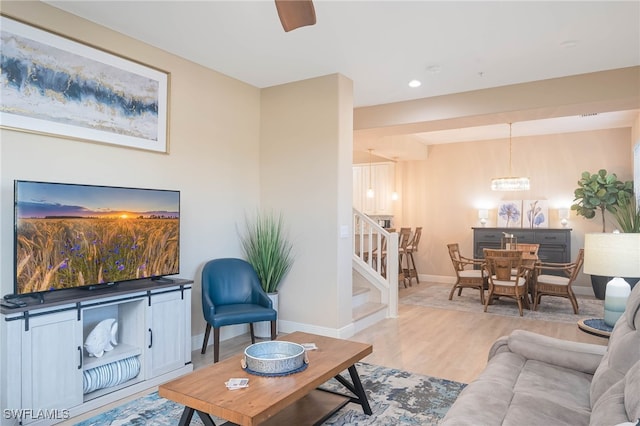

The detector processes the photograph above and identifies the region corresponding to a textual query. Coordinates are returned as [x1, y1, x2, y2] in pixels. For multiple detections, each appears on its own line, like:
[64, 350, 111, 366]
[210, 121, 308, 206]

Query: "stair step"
[352, 302, 387, 321]
[352, 286, 370, 308]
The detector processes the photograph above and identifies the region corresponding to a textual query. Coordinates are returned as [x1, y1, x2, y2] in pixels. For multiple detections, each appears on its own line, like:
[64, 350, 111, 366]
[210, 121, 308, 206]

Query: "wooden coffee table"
[158, 331, 373, 426]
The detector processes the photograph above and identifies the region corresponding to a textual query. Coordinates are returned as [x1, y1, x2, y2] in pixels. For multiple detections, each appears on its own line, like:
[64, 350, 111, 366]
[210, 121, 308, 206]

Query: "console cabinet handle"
[148, 328, 153, 349]
[77, 346, 82, 370]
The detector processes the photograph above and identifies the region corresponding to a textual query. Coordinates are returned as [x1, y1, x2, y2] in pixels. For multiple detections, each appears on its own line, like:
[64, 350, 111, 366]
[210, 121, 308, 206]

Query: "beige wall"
[259, 74, 354, 334]
[0, 2, 263, 344]
[396, 128, 633, 291]
[0, 2, 356, 344]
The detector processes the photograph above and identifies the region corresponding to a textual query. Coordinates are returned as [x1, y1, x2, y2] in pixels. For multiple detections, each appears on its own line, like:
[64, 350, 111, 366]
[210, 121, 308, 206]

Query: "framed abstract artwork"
[497, 201, 522, 228]
[523, 199, 549, 228]
[0, 16, 169, 153]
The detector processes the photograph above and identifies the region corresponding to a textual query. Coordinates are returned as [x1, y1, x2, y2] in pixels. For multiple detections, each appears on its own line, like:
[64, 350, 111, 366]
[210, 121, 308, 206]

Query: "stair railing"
[352, 208, 399, 317]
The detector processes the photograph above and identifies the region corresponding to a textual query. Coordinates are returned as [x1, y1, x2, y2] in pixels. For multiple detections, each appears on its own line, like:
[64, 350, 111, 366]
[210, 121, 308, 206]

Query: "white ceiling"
[45, 0, 640, 147]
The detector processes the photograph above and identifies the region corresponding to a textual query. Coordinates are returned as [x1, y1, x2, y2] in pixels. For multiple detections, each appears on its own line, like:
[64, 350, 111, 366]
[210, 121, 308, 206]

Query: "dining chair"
[405, 227, 422, 285]
[483, 249, 530, 316]
[200, 258, 277, 362]
[447, 243, 487, 304]
[532, 248, 584, 314]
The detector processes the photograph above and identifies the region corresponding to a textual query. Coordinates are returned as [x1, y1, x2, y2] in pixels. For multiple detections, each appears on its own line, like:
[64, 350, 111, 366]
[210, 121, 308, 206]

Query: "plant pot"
[591, 275, 639, 300]
[254, 292, 278, 338]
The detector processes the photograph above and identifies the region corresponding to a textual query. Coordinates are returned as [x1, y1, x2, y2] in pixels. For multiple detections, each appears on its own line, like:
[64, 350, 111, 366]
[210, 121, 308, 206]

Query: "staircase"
[351, 209, 399, 332]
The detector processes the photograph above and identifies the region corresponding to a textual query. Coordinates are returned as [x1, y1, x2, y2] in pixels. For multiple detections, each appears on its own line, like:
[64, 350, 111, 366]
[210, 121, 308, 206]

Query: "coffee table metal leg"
[347, 364, 372, 415]
[178, 407, 217, 426]
[329, 364, 372, 415]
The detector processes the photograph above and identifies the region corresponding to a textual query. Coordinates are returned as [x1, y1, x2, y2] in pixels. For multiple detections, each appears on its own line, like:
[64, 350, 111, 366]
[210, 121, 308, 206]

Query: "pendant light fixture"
[366, 149, 375, 198]
[491, 123, 530, 191]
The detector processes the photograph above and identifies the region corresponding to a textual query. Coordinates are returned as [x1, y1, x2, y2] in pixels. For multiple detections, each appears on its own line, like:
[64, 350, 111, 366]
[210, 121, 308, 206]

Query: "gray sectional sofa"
[441, 281, 640, 425]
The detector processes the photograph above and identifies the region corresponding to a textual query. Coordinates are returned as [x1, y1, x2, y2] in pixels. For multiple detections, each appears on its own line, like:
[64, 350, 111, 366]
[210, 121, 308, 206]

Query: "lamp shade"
[583, 233, 640, 278]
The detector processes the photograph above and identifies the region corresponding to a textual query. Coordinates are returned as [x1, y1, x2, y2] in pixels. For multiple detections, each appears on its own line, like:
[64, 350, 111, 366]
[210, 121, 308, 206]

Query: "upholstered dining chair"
[532, 248, 584, 314]
[447, 243, 487, 304]
[200, 258, 277, 363]
[483, 249, 530, 316]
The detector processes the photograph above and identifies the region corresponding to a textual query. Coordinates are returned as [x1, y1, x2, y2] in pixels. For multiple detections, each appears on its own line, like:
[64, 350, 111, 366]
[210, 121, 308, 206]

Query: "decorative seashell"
[85, 318, 118, 357]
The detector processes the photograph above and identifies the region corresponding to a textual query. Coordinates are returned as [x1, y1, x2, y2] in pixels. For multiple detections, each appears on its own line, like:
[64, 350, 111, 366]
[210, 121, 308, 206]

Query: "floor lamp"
[584, 233, 640, 326]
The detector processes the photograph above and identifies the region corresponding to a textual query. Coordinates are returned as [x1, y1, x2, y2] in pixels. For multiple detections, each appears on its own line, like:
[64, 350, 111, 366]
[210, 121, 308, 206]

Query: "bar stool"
[398, 228, 412, 288]
[405, 227, 422, 284]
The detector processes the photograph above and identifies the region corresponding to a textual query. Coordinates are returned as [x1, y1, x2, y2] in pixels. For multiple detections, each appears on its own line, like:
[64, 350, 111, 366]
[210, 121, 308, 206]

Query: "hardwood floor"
[63, 281, 608, 424]
[195, 282, 608, 384]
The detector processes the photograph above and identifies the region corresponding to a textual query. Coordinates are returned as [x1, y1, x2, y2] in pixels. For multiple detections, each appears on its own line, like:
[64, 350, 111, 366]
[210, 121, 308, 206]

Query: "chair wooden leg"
[201, 323, 211, 354]
[479, 285, 485, 305]
[569, 292, 579, 314]
[249, 323, 256, 344]
[213, 327, 220, 363]
[448, 283, 458, 300]
[484, 290, 493, 312]
[270, 320, 277, 340]
[516, 298, 524, 316]
[409, 253, 419, 283]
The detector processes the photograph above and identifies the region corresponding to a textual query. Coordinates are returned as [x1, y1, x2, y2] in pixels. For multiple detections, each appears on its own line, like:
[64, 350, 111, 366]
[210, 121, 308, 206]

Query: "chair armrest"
[505, 330, 606, 374]
[460, 256, 485, 266]
[254, 289, 273, 308]
[202, 288, 217, 322]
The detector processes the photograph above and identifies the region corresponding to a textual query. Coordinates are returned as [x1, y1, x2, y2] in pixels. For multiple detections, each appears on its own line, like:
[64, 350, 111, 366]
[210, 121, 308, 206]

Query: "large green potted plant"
[240, 210, 294, 336]
[571, 169, 633, 233]
[572, 170, 634, 299]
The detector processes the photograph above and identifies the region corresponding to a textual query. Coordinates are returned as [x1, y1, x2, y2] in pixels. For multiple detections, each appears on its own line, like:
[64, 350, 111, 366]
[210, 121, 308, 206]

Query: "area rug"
[75, 363, 466, 425]
[401, 284, 604, 324]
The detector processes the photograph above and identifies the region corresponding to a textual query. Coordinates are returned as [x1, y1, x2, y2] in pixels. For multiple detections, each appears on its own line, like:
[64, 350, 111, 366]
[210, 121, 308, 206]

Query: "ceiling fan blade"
[275, 0, 316, 32]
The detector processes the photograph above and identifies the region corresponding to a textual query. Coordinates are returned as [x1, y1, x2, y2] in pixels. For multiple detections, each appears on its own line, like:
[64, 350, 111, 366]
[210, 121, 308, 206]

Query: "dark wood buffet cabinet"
[472, 227, 572, 265]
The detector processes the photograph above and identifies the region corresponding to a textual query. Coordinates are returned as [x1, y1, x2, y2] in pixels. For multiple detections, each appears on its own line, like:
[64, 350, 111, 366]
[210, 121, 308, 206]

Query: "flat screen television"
[14, 180, 180, 297]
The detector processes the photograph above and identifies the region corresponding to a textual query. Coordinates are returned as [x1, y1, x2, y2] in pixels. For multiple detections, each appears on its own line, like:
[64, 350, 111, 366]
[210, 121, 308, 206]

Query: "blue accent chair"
[200, 258, 277, 362]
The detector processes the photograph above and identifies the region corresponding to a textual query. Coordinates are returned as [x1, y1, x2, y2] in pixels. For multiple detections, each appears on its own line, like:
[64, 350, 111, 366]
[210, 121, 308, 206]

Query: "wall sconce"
[558, 208, 569, 227]
[478, 209, 489, 227]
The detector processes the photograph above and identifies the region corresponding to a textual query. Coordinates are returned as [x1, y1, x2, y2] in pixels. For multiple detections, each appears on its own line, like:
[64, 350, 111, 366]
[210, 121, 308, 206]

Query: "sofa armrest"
[505, 330, 606, 374]
[488, 336, 510, 360]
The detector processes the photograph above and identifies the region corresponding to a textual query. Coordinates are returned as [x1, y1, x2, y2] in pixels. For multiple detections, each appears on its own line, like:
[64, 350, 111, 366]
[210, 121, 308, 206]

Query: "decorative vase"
[254, 292, 278, 338]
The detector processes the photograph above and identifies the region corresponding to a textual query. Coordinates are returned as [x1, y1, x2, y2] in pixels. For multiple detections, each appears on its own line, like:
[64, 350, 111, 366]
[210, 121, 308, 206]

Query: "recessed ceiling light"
[408, 79, 422, 88]
[560, 40, 578, 49]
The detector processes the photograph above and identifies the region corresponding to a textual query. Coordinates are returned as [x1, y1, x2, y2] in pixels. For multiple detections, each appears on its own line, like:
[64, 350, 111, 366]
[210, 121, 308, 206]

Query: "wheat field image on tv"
[16, 182, 179, 294]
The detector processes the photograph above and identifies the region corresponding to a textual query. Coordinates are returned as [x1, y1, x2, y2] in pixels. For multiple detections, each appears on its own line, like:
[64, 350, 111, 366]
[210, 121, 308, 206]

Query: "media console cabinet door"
[21, 310, 83, 416]
[146, 290, 187, 378]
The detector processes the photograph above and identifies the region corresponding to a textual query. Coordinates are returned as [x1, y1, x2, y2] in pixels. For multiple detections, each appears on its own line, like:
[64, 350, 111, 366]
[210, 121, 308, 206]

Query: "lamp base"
[603, 277, 631, 327]
[591, 275, 639, 300]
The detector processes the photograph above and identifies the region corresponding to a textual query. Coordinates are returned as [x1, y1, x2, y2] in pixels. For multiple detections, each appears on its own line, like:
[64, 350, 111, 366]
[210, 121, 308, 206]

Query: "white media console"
[1, 279, 193, 425]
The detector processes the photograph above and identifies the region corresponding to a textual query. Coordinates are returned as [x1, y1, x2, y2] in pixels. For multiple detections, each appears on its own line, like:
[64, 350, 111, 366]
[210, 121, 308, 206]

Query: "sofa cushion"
[513, 360, 592, 411]
[625, 360, 640, 422]
[590, 283, 640, 407]
[503, 392, 590, 426]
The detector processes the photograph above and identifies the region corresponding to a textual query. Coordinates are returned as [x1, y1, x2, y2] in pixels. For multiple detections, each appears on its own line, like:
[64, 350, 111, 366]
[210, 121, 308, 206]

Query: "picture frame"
[497, 201, 522, 228]
[523, 199, 549, 228]
[0, 16, 169, 153]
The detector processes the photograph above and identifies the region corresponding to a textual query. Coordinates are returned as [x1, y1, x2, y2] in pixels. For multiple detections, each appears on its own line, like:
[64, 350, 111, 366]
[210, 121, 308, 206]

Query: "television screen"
[14, 180, 180, 296]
